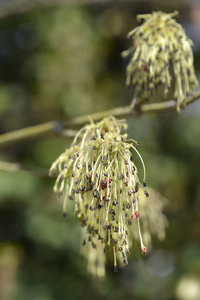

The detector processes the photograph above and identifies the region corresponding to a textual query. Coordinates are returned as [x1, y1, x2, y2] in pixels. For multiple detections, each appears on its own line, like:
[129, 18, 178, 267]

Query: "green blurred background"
[0, 1, 200, 299]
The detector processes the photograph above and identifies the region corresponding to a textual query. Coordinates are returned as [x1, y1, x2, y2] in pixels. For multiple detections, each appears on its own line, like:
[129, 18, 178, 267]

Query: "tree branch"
[0, 0, 184, 20]
[0, 160, 49, 177]
[0, 91, 200, 147]
[0, 122, 78, 147]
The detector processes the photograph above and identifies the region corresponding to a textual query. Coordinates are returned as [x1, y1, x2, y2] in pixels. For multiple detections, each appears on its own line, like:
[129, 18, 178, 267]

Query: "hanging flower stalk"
[49, 116, 149, 273]
[122, 11, 198, 111]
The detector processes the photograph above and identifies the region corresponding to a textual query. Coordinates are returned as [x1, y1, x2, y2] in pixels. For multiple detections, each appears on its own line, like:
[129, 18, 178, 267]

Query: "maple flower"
[122, 11, 198, 111]
[50, 116, 148, 272]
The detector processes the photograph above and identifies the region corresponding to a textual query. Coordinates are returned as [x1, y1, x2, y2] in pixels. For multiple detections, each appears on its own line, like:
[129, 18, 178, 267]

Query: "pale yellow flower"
[122, 11, 198, 111]
[50, 117, 148, 272]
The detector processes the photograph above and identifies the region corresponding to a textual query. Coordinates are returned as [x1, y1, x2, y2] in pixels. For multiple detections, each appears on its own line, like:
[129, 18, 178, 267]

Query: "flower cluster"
[81, 187, 168, 277]
[49, 116, 148, 273]
[122, 11, 198, 111]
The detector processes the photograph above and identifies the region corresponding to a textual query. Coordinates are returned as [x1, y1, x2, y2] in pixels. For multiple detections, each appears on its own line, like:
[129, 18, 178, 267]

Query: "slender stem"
[0, 90, 200, 147]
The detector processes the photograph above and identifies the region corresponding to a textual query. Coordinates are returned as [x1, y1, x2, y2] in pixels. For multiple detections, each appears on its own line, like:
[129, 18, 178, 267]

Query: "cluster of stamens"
[49, 116, 148, 273]
[122, 11, 198, 111]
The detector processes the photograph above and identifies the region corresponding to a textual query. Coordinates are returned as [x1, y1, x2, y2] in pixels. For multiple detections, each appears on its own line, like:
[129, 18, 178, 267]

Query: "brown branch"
[0, 91, 200, 147]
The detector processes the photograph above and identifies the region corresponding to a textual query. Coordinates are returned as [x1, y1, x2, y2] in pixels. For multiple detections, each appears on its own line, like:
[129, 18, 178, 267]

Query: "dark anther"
[112, 239, 117, 246]
[113, 200, 118, 206]
[98, 201, 104, 209]
[128, 219, 132, 225]
[118, 247, 123, 251]
[82, 240, 86, 246]
[102, 195, 109, 202]
[109, 208, 115, 215]
[74, 178, 80, 184]
[101, 134, 104, 139]
[119, 174, 124, 180]
[90, 205, 95, 211]
[123, 259, 128, 265]
[103, 172, 108, 177]
[101, 160, 108, 167]
[92, 146, 98, 150]
[143, 182, 147, 187]
[86, 173, 91, 180]
[114, 226, 119, 233]
[72, 172, 75, 177]
[62, 212, 67, 218]
[105, 222, 112, 230]
[124, 178, 128, 186]
[69, 195, 73, 200]
[114, 265, 118, 273]
[93, 190, 100, 199]
[92, 243, 96, 249]
[100, 179, 107, 190]
[144, 191, 149, 197]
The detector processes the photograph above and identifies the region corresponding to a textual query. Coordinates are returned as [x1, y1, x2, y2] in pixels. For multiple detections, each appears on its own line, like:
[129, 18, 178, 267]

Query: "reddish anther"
[131, 213, 136, 220]
[124, 178, 129, 186]
[141, 246, 147, 255]
[135, 211, 140, 218]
